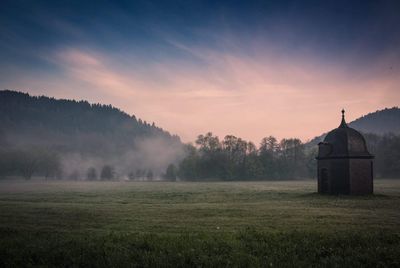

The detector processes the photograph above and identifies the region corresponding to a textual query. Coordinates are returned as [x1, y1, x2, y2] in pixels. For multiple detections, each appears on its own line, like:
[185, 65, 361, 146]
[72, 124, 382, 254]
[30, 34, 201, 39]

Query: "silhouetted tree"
[100, 165, 114, 180]
[165, 164, 177, 181]
[178, 144, 199, 180]
[18, 151, 39, 180]
[38, 151, 62, 180]
[259, 136, 278, 179]
[245, 142, 264, 179]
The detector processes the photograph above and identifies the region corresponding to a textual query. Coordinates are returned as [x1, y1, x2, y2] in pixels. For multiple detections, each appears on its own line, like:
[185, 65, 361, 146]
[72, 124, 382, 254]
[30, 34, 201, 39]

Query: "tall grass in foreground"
[1, 229, 399, 267]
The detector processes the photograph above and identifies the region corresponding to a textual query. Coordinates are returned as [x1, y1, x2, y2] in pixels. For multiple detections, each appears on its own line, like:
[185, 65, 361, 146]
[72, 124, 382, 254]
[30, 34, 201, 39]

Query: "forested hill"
[0, 90, 184, 179]
[0, 90, 180, 151]
[349, 107, 400, 135]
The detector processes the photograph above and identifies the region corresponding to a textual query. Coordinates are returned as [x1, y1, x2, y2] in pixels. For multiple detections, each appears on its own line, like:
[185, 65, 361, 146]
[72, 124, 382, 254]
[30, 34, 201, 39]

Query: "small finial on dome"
[340, 109, 347, 128]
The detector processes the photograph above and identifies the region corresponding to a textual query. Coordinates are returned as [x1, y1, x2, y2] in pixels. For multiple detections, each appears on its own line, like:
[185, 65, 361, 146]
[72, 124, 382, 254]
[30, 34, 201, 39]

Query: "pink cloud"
[4, 45, 398, 144]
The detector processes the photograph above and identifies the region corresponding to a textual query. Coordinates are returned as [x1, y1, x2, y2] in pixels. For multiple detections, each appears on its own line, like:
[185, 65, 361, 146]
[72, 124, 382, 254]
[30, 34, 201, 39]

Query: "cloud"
[52, 49, 137, 97]
[3, 38, 400, 144]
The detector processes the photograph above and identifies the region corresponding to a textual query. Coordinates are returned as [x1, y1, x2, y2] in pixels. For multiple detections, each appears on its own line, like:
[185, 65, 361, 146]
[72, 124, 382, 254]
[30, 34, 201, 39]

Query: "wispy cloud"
[28, 42, 397, 143]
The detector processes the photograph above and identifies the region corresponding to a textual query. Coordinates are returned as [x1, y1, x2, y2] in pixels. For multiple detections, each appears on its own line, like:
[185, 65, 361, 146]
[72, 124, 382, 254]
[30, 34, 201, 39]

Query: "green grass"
[0, 180, 400, 267]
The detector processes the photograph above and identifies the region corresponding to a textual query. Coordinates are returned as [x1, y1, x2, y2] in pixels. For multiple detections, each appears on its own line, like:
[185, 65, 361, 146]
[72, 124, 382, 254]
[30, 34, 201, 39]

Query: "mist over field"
[1, 0, 400, 266]
[57, 135, 186, 179]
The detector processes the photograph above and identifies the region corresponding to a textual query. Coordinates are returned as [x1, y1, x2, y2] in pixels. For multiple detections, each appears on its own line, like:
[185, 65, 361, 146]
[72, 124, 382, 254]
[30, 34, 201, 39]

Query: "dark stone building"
[316, 110, 374, 195]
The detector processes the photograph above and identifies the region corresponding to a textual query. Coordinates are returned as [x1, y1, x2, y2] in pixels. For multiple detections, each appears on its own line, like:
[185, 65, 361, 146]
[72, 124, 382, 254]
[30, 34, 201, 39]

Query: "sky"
[1, 0, 399, 143]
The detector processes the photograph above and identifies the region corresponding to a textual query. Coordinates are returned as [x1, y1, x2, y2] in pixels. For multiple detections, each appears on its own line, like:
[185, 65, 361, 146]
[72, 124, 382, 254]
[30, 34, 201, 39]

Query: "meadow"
[0, 179, 399, 267]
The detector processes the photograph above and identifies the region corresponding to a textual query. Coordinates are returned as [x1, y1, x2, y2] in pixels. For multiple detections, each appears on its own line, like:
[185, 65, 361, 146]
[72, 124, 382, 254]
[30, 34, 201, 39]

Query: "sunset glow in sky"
[1, 0, 399, 143]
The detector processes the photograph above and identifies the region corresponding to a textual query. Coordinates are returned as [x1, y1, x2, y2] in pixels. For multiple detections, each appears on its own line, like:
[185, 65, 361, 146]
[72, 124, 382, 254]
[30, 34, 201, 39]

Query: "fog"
[57, 136, 186, 180]
[0, 127, 186, 181]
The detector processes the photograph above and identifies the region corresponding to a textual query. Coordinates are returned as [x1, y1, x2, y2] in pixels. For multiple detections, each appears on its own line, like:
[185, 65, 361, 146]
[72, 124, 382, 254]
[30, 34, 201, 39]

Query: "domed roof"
[318, 110, 373, 159]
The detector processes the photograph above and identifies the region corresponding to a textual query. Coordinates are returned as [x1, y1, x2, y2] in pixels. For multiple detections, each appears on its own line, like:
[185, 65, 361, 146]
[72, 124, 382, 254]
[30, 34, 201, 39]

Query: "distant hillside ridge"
[0, 90, 184, 178]
[307, 107, 400, 146]
[349, 107, 400, 135]
[0, 90, 180, 149]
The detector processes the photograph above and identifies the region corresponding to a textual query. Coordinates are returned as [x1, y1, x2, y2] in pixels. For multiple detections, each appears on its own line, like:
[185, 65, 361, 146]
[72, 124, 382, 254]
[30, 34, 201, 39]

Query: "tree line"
[168, 132, 400, 181]
[1, 132, 400, 181]
[0, 148, 159, 181]
[172, 132, 315, 181]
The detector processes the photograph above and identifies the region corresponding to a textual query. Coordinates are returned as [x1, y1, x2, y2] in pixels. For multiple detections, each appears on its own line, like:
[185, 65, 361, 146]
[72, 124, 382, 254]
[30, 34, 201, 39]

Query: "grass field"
[0, 179, 400, 267]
